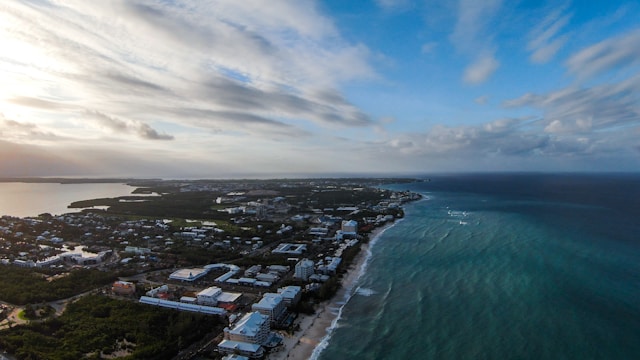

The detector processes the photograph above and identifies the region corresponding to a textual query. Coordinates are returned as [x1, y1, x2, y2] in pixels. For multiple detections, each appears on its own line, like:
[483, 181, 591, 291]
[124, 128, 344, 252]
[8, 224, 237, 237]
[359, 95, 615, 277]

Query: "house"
[112, 281, 136, 295]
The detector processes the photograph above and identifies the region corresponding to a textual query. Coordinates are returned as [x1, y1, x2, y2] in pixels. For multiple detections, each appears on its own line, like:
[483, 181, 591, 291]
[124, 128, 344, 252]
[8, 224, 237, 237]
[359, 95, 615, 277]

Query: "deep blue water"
[316, 174, 640, 359]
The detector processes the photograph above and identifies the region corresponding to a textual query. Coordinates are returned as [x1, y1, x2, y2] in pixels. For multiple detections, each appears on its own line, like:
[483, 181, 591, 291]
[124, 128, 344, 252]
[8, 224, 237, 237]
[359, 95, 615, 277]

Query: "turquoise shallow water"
[316, 174, 640, 360]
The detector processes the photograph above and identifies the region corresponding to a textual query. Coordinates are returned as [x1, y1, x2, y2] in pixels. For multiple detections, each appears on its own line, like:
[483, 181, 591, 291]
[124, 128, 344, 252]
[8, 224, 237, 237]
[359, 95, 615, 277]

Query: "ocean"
[315, 174, 640, 360]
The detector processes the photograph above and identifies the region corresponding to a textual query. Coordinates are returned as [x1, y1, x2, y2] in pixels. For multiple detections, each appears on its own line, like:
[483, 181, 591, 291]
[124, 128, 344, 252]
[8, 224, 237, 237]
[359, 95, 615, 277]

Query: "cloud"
[527, 7, 572, 63]
[0, 140, 78, 177]
[474, 95, 489, 105]
[0, 0, 376, 148]
[450, 0, 503, 52]
[86, 111, 174, 140]
[8, 96, 72, 110]
[464, 54, 499, 84]
[376, 0, 411, 11]
[365, 113, 640, 173]
[566, 29, 640, 80]
[421, 42, 438, 54]
[450, 0, 503, 83]
[504, 75, 640, 134]
[0, 114, 58, 141]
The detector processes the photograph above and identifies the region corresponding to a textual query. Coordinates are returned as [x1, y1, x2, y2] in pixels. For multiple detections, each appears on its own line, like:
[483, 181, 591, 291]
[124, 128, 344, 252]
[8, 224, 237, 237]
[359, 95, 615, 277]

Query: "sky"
[1, 0, 639, 178]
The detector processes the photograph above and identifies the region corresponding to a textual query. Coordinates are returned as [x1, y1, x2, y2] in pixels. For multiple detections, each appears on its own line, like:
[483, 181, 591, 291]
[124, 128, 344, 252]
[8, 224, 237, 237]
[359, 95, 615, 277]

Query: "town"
[0, 178, 421, 360]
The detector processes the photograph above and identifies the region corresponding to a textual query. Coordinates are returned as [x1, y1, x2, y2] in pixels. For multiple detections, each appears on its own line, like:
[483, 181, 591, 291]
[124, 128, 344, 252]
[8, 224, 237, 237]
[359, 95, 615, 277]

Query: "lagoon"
[0, 182, 137, 218]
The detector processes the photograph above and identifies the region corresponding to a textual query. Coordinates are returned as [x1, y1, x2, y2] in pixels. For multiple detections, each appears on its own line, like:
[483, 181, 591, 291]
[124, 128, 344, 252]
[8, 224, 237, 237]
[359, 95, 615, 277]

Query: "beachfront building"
[294, 258, 315, 281]
[317, 256, 342, 275]
[336, 219, 358, 240]
[251, 293, 286, 324]
[277, 286, 302, 307]
[219, 312, 270, 358]
[341, 220, 358, 234]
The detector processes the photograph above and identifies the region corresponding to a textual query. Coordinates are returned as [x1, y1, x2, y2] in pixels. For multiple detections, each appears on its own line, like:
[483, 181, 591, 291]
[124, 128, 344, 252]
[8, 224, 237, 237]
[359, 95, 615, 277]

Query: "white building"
[341, 220, 358, 234]
[196, 286, 223, 306]
[277, 286, 302, 307]
[337, 220, 358, 240]
[217, 341, 263, 359]
[222, 354, 250, 360]
[169, 267, 208, 282]
[223, 312, 270, 344]
[271, 243, 307, 255]
[219, 312, 271, 358]
[318, 257, 342, 275]
[251, 293, 285, 323]
[294, 258, 315, 281]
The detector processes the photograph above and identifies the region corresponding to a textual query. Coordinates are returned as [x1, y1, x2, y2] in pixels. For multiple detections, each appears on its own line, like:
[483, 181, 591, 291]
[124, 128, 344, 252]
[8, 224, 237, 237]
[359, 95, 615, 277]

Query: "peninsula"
[0, 177, 421, 360]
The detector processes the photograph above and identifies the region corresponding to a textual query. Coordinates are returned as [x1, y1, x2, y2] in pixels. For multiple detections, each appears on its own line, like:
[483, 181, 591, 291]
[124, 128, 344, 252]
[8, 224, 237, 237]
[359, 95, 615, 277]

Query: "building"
[217, 341, 263, 359]
[318, 257, 342, 275]
[277, 286, 302, 307]
[337, 219, 358, 240]
[251, 293, 285, 324]
[223, 311, 270, 344]
[294, 258, 315, 281]
[112, 281, 136, 295]
[169, 267, 209, 282]
[244, 265, 262, 277]
[222, 354, 249, 360]
[196, 286, 222, 306]
[219, 312, 271, 358]
[124, 246, 151, 255]
[146, 285, 169, 298]
[341, 220, 358, 234]
[139, 296, 226, 315]
[271, 243, 307, 255]
[266, 265, 290, 274]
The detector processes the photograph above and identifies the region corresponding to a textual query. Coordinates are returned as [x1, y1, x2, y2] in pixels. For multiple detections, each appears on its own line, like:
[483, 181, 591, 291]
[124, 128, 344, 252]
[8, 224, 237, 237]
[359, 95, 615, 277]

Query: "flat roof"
[197, 286, 222, 297]
[278, 286, 301, 298]
[169, 267, 208, 281]
[218, 339, 263, 354]
[253, 293, 283, 310]
[217, 292, 242, 303]
[272, 243, 307, 254]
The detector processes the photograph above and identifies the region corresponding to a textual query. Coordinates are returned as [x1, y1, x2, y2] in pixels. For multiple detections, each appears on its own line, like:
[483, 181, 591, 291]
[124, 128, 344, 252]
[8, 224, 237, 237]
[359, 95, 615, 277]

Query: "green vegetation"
[0, 295, 224, 360]
[22, 304, 55, 320]
[74, 191, 222, 219]
[0, 266, 116, 305]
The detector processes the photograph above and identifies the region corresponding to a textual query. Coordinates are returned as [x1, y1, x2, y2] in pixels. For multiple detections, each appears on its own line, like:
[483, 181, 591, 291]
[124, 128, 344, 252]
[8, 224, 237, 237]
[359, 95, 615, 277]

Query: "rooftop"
[228, 312, 269, 337]
[253, 293, 283, 310]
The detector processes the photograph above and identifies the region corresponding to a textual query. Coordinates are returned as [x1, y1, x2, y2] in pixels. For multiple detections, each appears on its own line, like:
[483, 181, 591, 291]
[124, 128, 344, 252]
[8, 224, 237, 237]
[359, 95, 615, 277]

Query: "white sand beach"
[268, 224, 391, 360]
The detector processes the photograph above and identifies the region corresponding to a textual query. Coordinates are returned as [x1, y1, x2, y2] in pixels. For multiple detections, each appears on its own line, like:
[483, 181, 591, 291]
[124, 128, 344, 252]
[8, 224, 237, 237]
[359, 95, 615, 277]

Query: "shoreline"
[268, 222, 396, 360]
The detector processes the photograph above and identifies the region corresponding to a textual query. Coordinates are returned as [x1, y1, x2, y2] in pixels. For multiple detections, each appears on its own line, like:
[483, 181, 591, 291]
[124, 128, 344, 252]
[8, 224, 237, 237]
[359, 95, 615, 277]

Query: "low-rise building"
[272, 243, 306, 255]
[112, 281, 136, 295]
[196, 286, 222, 306]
